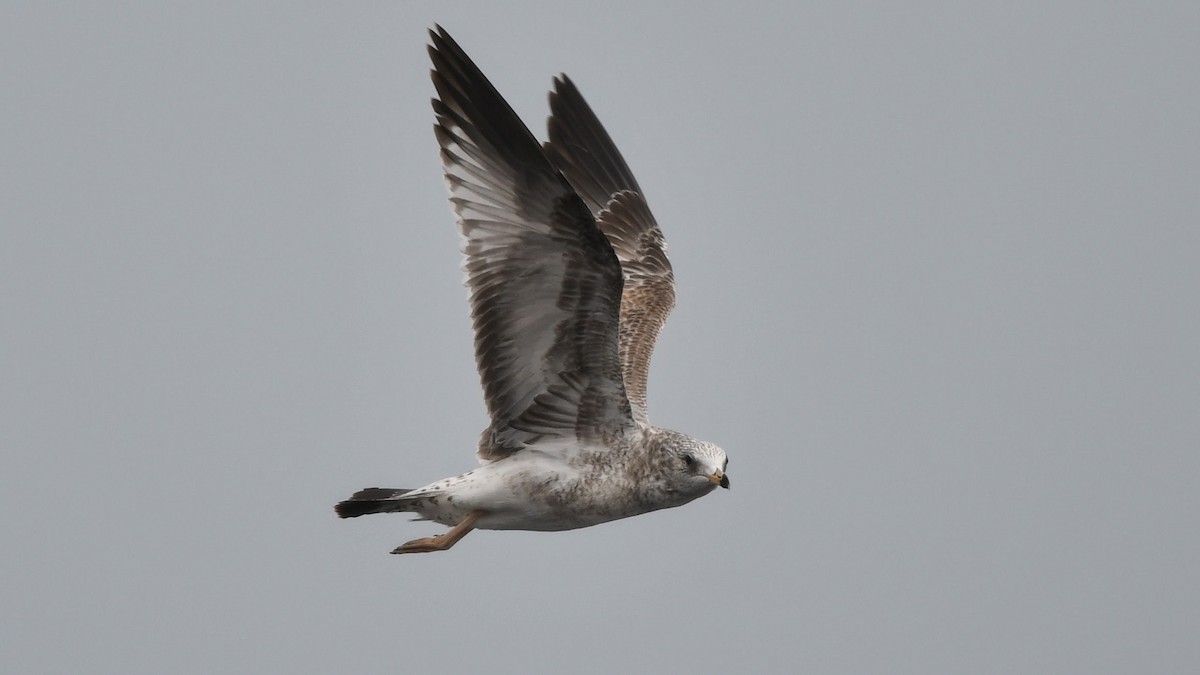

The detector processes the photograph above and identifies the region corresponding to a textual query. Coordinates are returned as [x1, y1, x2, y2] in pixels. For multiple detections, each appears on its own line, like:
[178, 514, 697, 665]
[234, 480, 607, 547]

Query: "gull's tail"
[334, 487, 416, 518]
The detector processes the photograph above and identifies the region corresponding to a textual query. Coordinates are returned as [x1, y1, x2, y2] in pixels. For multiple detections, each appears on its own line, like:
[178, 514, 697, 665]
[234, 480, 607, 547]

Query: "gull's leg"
[391, 510, 485, 554]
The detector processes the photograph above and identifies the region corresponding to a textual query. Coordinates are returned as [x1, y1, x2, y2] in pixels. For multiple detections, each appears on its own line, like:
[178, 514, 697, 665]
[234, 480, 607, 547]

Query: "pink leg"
[391, 510, 485, 554]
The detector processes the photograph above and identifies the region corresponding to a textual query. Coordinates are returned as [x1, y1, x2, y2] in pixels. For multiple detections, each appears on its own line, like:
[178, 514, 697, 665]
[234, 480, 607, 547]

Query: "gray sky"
[3, 2, 1198, 673]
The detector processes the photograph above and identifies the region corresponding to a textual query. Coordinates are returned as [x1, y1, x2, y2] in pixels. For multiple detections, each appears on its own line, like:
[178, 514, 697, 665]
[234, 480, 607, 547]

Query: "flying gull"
[335, 26, 730, 554]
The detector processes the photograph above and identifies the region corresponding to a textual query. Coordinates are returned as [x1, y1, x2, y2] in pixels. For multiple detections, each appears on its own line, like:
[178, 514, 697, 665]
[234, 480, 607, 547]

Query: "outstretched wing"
[428, 28, 637, 460]
[544, 76, 676, 426]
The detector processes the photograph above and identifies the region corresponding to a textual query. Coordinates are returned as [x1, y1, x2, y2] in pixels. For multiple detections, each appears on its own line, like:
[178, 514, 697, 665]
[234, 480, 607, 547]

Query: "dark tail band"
[334, 487, 414, 518]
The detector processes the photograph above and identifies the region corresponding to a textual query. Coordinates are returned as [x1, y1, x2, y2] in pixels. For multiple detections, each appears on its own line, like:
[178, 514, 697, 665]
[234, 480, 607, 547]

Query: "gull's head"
[668, 438, 730, 497]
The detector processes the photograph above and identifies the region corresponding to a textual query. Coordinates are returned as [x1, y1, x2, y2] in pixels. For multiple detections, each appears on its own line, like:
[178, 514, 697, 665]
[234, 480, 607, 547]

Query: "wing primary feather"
[544, 75, 677, 425]
[428, 27, 636, 459]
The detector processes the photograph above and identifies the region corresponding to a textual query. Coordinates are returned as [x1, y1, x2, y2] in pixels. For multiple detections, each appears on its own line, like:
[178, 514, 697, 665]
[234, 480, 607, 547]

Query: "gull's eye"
[683, 455, 696, 468]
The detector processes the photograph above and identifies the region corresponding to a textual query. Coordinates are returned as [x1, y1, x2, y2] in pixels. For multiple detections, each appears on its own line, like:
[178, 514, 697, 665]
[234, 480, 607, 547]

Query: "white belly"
[398, 453, 651, 531]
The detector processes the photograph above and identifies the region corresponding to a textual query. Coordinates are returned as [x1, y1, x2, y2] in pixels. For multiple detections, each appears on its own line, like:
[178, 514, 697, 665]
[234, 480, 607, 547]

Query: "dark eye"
[683, 455, 696, 468]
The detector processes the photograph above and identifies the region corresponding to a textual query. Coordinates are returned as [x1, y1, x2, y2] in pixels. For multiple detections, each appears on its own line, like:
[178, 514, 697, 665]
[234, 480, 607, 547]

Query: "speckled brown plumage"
[335, 26, 729, 555]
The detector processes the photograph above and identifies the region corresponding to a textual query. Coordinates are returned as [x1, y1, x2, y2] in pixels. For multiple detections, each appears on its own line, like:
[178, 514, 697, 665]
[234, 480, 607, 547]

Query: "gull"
[335, 26, 729, 554]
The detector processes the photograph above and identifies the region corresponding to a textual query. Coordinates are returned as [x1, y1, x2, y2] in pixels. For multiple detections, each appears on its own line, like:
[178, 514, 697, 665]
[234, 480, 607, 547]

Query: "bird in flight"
[335, 26, 730, 554]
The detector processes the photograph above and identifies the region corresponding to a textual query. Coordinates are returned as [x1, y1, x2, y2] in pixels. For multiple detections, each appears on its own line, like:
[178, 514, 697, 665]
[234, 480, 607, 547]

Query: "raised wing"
[428, 27, 636, 460]
[544, 76, 676, 426]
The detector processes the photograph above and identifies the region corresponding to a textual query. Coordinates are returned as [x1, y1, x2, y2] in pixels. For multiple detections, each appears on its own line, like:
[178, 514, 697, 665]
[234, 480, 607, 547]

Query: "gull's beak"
[708, 469, 730, 489]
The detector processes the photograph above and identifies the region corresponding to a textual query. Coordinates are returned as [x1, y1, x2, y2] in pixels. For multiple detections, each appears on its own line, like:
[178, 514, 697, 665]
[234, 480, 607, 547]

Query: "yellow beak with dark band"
[709, 469, 731, 489]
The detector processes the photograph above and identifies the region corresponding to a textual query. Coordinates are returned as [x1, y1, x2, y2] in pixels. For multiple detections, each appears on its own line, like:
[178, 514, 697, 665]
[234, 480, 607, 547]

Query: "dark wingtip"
[428, 24, 464, 59]
[551, 73, 577, 95]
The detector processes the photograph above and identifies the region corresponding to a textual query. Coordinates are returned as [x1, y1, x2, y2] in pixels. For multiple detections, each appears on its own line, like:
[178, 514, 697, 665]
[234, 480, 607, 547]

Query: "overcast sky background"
[3, 2, 1198, 673]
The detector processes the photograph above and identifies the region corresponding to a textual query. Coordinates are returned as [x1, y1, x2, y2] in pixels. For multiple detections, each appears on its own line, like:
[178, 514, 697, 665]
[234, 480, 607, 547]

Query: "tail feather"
[335, 487, 415, 518]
